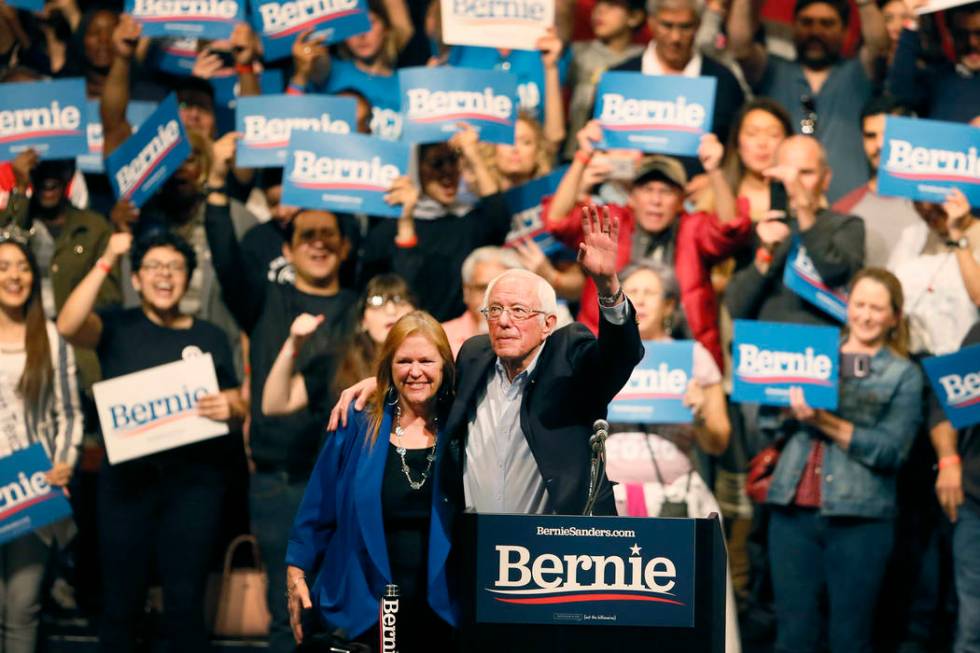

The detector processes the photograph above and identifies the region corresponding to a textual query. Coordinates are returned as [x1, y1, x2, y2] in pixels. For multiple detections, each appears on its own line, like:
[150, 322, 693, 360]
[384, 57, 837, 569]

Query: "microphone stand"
[583, 419, 609, 516]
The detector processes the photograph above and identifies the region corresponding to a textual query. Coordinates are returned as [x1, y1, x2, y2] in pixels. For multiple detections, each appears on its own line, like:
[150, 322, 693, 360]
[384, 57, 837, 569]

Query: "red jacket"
[542, 197, 752, 367]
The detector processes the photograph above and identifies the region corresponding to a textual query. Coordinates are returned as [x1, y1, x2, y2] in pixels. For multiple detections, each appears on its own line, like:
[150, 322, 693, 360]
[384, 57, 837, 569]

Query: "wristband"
[235, 62, 255, 75]
[286, 83, 305, 96]
[938, 455, 961, 470]
[574, 150, 593, 166]
[755, 247, 773, 265]
[395, 234, 418, 248]
[96, 258, 112, 274]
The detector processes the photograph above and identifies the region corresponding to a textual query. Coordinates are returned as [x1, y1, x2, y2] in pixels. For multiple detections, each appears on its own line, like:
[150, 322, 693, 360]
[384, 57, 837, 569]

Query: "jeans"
[97, 458, 227, 653]
[954, 506, 980, 653]
[0, 533, 48, 653]
[250, 470, 309, 653]
[768, 507, 893, 653]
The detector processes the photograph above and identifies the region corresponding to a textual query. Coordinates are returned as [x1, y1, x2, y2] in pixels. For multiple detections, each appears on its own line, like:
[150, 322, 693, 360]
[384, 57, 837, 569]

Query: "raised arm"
[545, 121, 602, 226]
[57, 232, 132, 350]
[288, 28, 329, 92]
[945, 189, 980, 306]
[102, 14, 141, 156]
[856, 0, 889, 78]
[381, 0, 414, 51]
[726, 0, 768, 88]
[537, 27, 566, 150]
[451, 123, 498, 197]
[262, 313, 322, 416]
[203, 132, 265, 333]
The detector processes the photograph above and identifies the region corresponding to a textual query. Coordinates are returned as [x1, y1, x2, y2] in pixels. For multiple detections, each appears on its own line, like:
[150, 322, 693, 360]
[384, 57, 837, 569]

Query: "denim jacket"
[762, 347, 923, 519]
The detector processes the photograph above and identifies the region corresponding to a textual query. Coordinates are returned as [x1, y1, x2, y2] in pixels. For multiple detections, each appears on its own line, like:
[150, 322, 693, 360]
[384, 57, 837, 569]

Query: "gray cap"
[633, 155, 688, 189]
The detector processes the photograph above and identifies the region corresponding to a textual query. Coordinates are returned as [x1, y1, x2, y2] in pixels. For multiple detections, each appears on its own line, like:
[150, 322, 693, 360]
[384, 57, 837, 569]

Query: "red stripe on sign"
[266, 10, 360, 38]
[495, 593, 686, 606]
[0, 129, 81, 143]
[0, 492, 57, 521]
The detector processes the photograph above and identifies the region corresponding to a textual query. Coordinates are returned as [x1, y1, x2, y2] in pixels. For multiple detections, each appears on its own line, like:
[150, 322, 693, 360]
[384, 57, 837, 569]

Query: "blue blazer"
[285, 405, 457, 638]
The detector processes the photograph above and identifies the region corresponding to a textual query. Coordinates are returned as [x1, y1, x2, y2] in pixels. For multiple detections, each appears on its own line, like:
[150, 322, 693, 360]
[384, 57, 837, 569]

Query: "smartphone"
[206, 47, 236, 68]
[840, 352, 871, 379]
[769, 181, 789, 221]
[607, 155, 635, 181]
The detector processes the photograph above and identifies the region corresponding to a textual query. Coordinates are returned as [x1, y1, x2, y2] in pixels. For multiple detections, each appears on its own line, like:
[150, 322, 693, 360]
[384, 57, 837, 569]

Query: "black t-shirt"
[95, 307, 240, 465]
[928, 321, 980, 517]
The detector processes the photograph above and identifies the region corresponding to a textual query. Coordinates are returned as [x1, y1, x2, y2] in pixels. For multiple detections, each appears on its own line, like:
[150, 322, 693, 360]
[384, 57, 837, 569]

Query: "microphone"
[590, 419, 609, 451]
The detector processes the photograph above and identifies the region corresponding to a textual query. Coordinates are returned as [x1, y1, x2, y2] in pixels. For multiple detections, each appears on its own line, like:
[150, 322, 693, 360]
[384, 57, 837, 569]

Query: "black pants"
[96, 457, 227, 653]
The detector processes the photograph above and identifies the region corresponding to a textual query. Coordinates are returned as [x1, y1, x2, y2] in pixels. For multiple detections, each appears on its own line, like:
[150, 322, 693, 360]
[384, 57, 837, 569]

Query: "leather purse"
[745, 438, 787, 504]
[212, 535, 272, 637]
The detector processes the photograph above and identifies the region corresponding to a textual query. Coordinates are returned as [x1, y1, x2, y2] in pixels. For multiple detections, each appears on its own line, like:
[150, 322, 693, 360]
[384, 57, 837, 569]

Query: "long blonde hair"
[478, 113, 554, 190]
[367, 311, 455, 446]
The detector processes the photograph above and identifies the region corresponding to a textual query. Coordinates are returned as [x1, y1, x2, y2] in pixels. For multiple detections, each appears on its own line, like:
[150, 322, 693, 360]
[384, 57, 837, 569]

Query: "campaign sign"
[126, 0, 244, 39]
[503, 165, 569, 256]
[0, 78, 87, 160]
[782, 241, 848, 323]
[236, 94, 357, 167]
[916, 0, 976, 13]
[153, 37, 199, 76]
[0, 444, 73, 546]
[249, 0, 371, 61]
[440, 0, 554, 51]
[922, 344, 980, 430]
[78, 100, 158, 174]
[94, 354, 229, 465]
[732, 320, 840, 410]
[210, 69, 285, 134]
[281, 131, 410, 218]
[105, 94, 191, 208]
[878, 115, 980, 207]
[609, 341, 694, 424]
[475, 513, 695, 627]
[399, 67, 518, 145]
[4, 0, 42, 11]
[594, 72, 716, 157]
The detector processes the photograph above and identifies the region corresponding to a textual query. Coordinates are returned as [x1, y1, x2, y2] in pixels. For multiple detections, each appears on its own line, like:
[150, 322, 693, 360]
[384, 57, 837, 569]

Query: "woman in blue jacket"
[285, 311, 457, 650]
[762, 268, 924, 653]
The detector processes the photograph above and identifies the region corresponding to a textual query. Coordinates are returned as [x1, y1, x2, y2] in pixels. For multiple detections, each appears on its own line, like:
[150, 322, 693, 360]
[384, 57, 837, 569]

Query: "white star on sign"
[629, 543, 642, 556]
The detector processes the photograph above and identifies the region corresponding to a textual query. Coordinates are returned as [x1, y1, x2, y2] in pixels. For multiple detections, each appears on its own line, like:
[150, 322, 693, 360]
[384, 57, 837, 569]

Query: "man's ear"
[130, 273, 141, 294]
[282, 240, 293, 264]
[542, 313, 558, 337]
[339, 237, 351, 262]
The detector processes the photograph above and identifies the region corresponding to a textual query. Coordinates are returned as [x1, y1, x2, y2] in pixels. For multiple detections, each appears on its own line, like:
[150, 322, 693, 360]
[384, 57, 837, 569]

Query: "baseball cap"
[632, 155, 687, 189]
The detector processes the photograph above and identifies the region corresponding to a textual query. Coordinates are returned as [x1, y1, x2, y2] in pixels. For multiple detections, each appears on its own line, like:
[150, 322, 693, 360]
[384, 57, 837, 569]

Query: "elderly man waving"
[331, 205, 644, 517]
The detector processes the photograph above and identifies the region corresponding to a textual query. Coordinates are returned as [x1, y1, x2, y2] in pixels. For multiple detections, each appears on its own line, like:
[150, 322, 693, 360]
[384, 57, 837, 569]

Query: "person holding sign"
[758, 268, 923, 653]
[544, 120, 751, 366]
[288, 0, 415, 139]
[0, 236, 81, 653]
[927, 322, 980, 653]
[285, 311, 457, 650]
[56, 231, 246, 653]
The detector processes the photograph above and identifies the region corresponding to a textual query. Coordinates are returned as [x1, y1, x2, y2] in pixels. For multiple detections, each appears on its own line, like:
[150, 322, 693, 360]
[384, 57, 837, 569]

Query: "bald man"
[725, 135, 866, 326]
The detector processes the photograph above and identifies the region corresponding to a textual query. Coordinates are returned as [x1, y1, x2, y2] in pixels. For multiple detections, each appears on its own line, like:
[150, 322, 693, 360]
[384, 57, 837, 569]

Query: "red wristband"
[96, 258, 112, 274]
[574, 150, 593, 166]
[395, 235, 418, 248]
[755, 247, 773, 265]
[235, 62, 255, 75]
[938, 455, 961, 470]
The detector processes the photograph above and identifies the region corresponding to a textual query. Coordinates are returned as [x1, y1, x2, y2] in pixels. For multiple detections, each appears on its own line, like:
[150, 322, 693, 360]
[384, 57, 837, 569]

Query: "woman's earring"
[386, 387, 398, 406]
[663, 314, 674, 337]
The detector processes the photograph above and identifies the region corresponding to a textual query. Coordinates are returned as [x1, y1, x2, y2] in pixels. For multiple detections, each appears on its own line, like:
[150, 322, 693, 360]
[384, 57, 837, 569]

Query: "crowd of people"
[0, 0, 977, 651]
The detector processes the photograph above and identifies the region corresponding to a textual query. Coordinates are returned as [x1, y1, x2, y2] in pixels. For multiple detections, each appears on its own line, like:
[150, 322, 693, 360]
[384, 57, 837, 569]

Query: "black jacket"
[438, 301, 645, 518]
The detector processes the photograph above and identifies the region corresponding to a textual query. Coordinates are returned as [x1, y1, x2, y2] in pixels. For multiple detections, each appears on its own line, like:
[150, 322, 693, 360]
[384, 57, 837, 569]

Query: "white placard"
[94, 354, 229, 465]
[440, 0, 554, 51]
[916, 0, 974, 13]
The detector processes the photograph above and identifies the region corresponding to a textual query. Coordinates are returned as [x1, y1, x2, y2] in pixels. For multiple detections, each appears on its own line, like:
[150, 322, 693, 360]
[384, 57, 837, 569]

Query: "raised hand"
[536, 26, 562, 70]
[697, 132, 724, 172]
[102, 231, 133, 266]
[191, 48, 226, 79]
[577, 203, 621, 297]
[112, 13, 141, 60]
[384, 175, 420, 217]
[513, 236, 554, 280]
[448, 121, 480, 160]
[109, 199, 139, 234]
[576, 120, 603, 157]
[10, 148, 37, 191]
[943, 187, 971, 239]
[291, 29, 327, 86]
[230, 22, 258, 66]
[289, 313, 324, 350]
[208, 132, 240, 186]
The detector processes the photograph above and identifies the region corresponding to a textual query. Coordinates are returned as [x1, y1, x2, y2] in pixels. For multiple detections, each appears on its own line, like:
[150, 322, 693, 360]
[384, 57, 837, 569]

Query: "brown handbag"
[212, 535, 272, 638]
[745, 438, 787, 504]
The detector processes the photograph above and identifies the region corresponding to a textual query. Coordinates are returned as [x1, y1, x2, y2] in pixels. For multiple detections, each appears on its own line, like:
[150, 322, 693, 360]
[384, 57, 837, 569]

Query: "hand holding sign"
[683, 379, 706, 422]
[45, 462, 72, 487]
[11, 149, 37, 192]
[536, 26, 562, 70]
[944, 187, 971, 240]
[230, 22, 259, 65]
[291, 29, 327, 87]
[209, 131, 240, 187]
[109, 199, 139, 234]
[384, 176, 419, 219]
[787, 386, 816, 421]
[576, 120, 603, 157]
[196, 391, 235, 421]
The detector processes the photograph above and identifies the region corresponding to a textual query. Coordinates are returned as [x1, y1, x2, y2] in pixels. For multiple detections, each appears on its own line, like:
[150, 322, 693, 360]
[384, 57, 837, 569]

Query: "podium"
[457, 512, 727, 653]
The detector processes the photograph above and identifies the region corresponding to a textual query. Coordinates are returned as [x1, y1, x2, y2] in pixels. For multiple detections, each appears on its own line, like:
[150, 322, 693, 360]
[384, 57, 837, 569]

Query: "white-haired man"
[331, 206, 644, 516]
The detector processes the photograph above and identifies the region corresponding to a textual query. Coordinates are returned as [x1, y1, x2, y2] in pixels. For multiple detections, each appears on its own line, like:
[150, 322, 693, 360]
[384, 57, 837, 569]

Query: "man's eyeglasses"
[480, 304, 545, 322]
[141, 261, 186, 274]
[800, 95, 818, 136]
[295, 228, 341, 245]
[366, 294, 409, 308]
